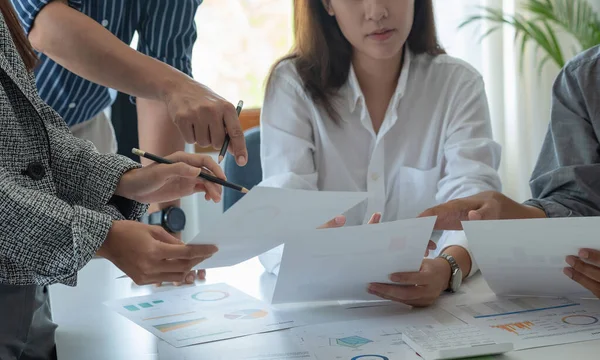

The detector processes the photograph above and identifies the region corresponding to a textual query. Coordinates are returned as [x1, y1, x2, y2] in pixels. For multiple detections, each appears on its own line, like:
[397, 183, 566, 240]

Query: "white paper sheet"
[291, 309, 463, 360]
[157, 301, 416, 360]
[271, 217, 436, 304]
[462, 217, 600, 298]
[443, 295, 600, 350]
[104, 283, 302, 348]
[157, 331, 317, 360]
[189, 187, 368, 269]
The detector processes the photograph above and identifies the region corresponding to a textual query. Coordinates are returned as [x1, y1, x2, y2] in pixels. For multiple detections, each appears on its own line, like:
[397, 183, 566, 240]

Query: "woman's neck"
[352, 49, 403, 97]
[351, 49, 404, 134]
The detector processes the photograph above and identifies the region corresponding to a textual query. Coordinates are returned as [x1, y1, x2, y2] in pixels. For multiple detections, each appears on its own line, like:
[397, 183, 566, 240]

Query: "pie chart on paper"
[224, 309, 269, 320]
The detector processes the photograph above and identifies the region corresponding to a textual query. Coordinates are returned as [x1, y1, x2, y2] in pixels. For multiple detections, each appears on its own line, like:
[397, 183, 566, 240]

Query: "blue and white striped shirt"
[12, 0, 202, 127]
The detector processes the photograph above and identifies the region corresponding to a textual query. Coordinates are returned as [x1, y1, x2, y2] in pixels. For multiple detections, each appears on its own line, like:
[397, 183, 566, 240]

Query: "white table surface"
[50, 258, 600, 360]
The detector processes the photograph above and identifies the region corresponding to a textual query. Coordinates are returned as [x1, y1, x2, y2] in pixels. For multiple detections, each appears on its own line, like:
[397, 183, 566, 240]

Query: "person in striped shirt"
[11, 0, 248, 284]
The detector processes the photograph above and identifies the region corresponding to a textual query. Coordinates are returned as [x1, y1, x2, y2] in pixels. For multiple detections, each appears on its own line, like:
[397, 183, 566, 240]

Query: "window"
[192, 0, 294, 109]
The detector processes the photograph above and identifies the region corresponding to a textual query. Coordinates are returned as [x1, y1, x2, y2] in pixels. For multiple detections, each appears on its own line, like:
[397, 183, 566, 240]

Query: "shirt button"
[101, 19, 109, 27]
[68, 102, 76, 109]
[22, 161, 45, 181]
[371, 173, 380, 181]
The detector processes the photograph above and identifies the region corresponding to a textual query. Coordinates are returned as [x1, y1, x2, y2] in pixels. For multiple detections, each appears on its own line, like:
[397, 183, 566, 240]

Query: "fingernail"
[579, 250, 590, 259]
[237, 156, 247, 165]
[563, 267, 573, 279]
[368, 284, 378, 292]
[335, 216, 344, 225]
[566, 256, 576, 267]
[186, 274, 195, 283]
[389, 274, 399, 282]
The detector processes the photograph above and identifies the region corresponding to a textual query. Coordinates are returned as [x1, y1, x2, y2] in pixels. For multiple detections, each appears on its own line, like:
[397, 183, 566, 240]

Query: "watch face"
[164, 207, 186, 233]
[451, 269, 463, 292]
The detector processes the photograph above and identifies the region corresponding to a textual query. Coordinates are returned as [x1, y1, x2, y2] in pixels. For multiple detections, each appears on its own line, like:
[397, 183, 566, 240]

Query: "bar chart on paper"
[444, 297, 600, 350]
[104, 283, 300, 347]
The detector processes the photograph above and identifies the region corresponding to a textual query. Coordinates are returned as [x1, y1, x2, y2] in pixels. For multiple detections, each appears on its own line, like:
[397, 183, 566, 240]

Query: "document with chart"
[189, 186, 368, 269]
[158, 331, 318, 360]
[104, 283, 302, 347]
[443, 295, 600, 350]
[290, 309, 465, 360]
[462, 217, 600, 298]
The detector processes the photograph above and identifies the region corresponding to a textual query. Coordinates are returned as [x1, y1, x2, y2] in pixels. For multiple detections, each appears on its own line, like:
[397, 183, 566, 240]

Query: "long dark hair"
[267, 0, 445, 122]
[0, 0, 37, 71]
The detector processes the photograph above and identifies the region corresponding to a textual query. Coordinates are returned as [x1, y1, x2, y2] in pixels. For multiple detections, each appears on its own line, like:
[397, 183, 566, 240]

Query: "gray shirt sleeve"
[524, 46, 600, 217]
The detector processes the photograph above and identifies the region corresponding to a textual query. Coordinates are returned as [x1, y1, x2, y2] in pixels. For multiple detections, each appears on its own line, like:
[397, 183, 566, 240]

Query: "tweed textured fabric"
[0, 12, 147, 286]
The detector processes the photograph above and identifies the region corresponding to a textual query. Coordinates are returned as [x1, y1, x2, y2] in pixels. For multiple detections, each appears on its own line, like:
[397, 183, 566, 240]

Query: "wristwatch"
[143, 206, 186, 233]
[437, 253, 462, 293]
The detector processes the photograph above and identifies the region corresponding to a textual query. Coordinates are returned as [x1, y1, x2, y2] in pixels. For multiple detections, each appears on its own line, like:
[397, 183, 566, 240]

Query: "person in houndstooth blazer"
[0, 2, 226, 359]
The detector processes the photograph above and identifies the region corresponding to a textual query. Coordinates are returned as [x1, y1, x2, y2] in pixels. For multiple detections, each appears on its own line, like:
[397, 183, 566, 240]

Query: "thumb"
[149, 225, 183, 245]
[468, 210, 482, 221]
[368, 212, 382, 224]
[318, 215, 346, 229]
[468, 203, 496, 221]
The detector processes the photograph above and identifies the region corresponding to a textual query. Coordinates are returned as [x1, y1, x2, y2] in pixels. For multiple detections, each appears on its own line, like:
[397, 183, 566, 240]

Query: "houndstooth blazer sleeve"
[0, 12, 148, 286]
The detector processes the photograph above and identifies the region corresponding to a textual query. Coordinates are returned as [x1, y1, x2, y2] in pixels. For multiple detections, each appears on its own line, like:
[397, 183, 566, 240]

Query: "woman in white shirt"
[258, 0, 502, 307]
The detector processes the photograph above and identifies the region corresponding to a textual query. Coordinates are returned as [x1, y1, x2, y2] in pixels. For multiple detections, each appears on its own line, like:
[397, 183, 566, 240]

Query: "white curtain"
[433, 0, 574, 202]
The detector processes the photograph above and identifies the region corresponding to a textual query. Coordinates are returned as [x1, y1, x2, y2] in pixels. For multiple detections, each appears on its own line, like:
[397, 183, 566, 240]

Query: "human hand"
[564, 249, 600, 299]
[367, 258, 451, 307]
[96, 221, 218, 285]
[163, 78, 247, 166]
[424, 240, 437, 257]
[317, 213, 382, 229]
[418, 191, 546, 231]
[153, 231, 207, 287]
[116, 151, 225, 204]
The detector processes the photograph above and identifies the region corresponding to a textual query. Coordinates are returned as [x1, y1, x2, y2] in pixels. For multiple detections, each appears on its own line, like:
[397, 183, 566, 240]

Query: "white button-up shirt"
[258, 49, 502, 277]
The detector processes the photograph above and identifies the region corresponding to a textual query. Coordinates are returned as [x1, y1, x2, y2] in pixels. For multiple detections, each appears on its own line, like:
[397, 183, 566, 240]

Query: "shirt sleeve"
[523, 56, 600, 218]
[434, 76, 503, 277]
[257, 68, 319, 274]
[10, 0, 81, 35]
[38, 104, 148, 221]
[137, 0, 202, 77]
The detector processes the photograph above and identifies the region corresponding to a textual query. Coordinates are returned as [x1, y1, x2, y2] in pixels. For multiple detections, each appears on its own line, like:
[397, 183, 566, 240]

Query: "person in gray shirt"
[419, 44, 600, 299]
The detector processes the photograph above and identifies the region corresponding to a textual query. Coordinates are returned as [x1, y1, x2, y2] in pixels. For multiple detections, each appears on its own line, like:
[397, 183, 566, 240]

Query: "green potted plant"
[459, 0, 600, 74]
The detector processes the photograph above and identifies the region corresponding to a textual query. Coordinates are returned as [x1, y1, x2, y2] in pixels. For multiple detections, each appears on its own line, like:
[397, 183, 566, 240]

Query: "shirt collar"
[346, 46, 413, 115]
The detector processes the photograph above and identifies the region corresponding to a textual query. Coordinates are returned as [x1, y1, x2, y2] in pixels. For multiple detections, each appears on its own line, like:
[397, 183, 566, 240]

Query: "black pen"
[218, 100, 244, 164]
[132, 148, 249, 194]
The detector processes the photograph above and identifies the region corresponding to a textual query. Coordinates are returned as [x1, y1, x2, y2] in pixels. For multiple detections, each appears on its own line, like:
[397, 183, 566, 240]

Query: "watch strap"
[147, 210, 164, 226]
[438, 253, 460, 292]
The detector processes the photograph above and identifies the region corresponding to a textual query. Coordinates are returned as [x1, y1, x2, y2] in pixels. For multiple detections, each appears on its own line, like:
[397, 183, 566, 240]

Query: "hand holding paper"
[368, 256, 450, 308]
[564, 248, 600, 299]
[272, 216, 437, 304]
[462, 217, 600, 298]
